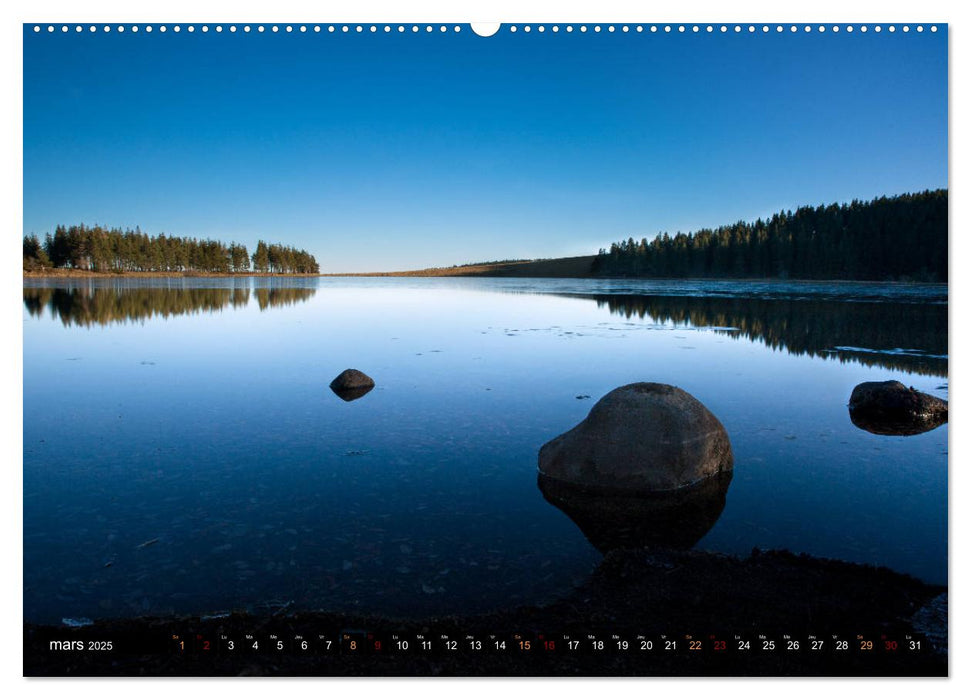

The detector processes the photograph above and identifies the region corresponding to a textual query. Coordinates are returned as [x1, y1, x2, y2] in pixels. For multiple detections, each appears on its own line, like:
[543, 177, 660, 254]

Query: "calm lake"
[22, 277, 948, 624]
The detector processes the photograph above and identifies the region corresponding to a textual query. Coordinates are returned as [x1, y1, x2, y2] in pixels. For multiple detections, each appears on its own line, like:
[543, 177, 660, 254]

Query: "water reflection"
[330, 385, 374, 402]
[590, 294, 947, 377]
[538, 472, 733, 553]
[848, 409, 947, 436]
[23, 284, 316, 327]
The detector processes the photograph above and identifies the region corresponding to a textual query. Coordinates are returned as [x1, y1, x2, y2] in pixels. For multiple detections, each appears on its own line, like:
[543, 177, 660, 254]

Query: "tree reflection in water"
[23, 284, 316, 327]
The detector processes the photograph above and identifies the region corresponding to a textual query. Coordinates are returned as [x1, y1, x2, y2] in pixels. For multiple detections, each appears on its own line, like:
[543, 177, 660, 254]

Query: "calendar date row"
[172, 631, 928, 656]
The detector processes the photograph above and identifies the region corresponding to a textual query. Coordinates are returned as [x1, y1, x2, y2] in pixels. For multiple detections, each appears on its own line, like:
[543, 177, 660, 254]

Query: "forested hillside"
[593, 190, 947, 281]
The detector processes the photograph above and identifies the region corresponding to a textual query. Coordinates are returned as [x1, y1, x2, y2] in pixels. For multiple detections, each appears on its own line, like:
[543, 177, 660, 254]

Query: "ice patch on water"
[832, 346, 948, 359]
[61, 617, 93, 627]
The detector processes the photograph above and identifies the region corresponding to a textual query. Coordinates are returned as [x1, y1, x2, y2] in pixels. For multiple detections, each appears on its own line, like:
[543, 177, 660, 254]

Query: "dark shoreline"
[24, 547, 947, 677]
[22, 270, 322, 278]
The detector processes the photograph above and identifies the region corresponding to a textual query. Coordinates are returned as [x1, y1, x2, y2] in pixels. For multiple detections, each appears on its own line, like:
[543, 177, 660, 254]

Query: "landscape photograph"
[21, 20, 948, 677]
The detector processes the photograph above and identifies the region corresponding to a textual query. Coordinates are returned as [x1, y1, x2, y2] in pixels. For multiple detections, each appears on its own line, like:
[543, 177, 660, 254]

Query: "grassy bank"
[341, 255, 599, 278]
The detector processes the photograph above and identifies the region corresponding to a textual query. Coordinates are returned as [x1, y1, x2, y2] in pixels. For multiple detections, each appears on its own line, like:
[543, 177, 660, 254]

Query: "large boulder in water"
[538, 383, 733, 493]
[848, 381, 947, 436]
[329, 369, 375, 402]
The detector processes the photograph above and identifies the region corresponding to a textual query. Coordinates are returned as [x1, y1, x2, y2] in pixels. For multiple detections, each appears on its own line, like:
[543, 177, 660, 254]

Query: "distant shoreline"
[23, 257, 947, 286]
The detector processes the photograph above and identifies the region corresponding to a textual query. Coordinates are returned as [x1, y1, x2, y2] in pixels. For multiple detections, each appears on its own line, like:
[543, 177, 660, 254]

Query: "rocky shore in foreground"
[24, 547, 946, 677]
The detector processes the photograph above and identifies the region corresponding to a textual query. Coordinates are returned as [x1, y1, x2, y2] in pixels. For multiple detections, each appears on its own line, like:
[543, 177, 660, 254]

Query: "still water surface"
[23, 277, 947, 623]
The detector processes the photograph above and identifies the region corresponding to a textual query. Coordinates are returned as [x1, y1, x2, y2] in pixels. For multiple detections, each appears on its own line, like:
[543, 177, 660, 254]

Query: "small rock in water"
[848, 380, 948, 436]
[575, 394, 591, 400]
[329, 369, 375, 402]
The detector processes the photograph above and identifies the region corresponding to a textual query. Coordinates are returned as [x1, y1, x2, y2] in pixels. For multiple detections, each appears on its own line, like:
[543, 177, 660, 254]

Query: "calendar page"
[20, 9, 949, 679]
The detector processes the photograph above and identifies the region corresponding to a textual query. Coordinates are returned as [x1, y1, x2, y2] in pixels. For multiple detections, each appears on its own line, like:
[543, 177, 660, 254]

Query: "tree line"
[23, 224, 319, 274]
[593, 190, 947, 281]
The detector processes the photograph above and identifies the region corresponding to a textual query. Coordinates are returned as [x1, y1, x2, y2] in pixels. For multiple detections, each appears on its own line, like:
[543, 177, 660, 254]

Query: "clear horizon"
[23, 24, 947, 273]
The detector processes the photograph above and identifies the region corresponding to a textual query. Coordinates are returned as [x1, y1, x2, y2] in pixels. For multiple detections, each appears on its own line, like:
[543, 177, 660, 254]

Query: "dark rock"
[538, 470, 732, 553]
[538, 383, 733, 493]
[848, 381, 947, 435]
[329, 369, 375, 402]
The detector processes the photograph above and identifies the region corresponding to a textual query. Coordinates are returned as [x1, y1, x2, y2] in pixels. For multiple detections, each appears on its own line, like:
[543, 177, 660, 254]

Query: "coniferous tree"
[252, 240, 270, 273]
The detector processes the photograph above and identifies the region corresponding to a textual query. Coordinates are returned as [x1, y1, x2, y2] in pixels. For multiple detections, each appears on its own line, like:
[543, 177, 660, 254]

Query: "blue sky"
[23, 24, 947, 272]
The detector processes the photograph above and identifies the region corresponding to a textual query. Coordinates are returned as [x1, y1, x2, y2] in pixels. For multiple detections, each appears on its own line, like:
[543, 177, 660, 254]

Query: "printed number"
[276, 641, 283, 651]
[665, 640, 677, 651]
[860, 640, 873, 651]
[738, 640, 750, 650]
[812, 640, 824, 651]
[885, 641, 898, 651]
[617, 640, 629, 650]
[641, 640, 654, 651]
[763, 640, 775, 650]
[325, 640, 333, 650]
[909, 640, 921, 650]
[567, 641, 578, 650]
[252, 641, 259, 650]
[422, 641, 432, 650]
[787, 640, 800, 651]
[301, 641, 308, 650]
[227, 641, 235, 651]
[373, 641, 381, 651]
[519, 641, 531, 650]
[495, 641, 506, 650]
[397, 641, 409, 651]
[689, 641, 702, 651]
[714, 641, 727, 651]
[445, 641, 457, 651]
[470, 641, 481, 650]
[836, 641, 849, 651]
[349, 641, 357, 650]
[592, 640, 604, 650]
[544, 641, 556, 651]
